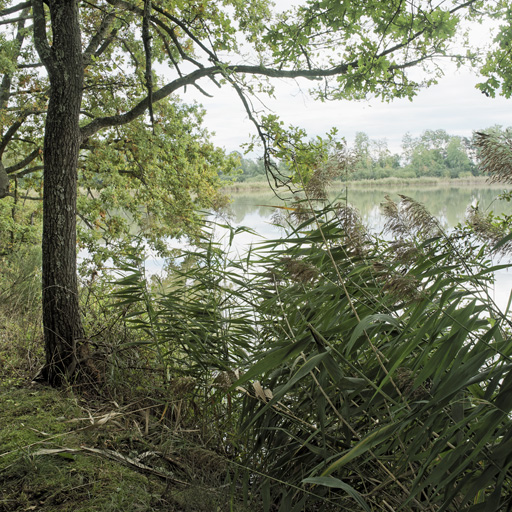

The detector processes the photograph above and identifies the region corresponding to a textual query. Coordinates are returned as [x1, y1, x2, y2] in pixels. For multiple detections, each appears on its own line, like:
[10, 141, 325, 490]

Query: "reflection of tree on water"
[228, 185, 511, 232]
[228, 193, 287, 224]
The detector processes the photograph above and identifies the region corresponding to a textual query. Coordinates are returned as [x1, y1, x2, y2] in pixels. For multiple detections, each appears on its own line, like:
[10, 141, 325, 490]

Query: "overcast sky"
[177, 64, 511, 156]
[175, 2, 511, 157]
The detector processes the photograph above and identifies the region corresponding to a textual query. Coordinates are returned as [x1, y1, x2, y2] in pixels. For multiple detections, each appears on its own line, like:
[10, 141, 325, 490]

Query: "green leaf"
[346, 314, 401, 354]
[232, 340, 310, 388]
[302, 477, 371, 511]
[321, 422, 401, 476]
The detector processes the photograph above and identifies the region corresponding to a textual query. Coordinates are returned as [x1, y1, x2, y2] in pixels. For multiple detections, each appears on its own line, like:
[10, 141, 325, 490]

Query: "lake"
[225, 183, 512, 237]
[141, 183, 512, 310]
[204, 182, 512, 312]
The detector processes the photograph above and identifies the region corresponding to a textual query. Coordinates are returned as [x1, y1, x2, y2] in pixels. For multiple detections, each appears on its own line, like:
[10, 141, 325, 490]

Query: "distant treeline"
[230, 127, 508, 182]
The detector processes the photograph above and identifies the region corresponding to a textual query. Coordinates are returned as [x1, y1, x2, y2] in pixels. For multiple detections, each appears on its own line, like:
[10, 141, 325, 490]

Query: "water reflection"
[227, 185, 512, 234]
[223, 184, 512, 313]
[140, 184, 511, 310]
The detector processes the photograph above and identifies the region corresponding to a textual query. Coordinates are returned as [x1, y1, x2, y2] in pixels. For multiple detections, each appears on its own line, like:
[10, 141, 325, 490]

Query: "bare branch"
[93, 28, 118, 60]
[18, 62, 44, 69]
[0, 118, 26, 156]
[77, 211, 95, 230]
[0, 14, 31, 24]
[121, 40, 140, 71]
[192, 82, 213, 98]
[83, 11, 117, 66]
[154, 25, 185, 81]
[108, 0, 208, 72]
[156, 17, 205, 70]
[151, 2, 217, 62]
[226, 76, 291, 195]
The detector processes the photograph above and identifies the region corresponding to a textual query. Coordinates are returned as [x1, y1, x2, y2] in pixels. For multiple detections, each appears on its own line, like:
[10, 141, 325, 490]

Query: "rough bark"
[32, 0, 86, 386]
[0, 162, 8, 198]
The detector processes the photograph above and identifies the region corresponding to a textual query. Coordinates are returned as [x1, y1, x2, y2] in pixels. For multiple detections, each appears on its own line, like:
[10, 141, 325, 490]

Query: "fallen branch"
[31, 446, 189, 485]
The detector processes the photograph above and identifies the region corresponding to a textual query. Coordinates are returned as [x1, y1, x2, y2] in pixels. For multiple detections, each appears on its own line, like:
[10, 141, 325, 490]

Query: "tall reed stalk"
[111, 196, 512, 511]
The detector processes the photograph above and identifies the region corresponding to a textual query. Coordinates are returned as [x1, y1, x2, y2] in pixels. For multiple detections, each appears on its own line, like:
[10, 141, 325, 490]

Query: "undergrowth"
[2, 148, 512, 510]
[0, 247, 256, 512]
[0, 370, 256, 512]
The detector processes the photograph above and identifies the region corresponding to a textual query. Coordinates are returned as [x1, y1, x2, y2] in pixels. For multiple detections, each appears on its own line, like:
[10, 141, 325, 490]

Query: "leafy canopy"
[0, 0, 495, 261]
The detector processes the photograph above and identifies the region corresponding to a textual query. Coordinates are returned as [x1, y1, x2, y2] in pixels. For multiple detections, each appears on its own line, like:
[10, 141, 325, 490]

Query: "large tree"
[0, 0, 491, 385]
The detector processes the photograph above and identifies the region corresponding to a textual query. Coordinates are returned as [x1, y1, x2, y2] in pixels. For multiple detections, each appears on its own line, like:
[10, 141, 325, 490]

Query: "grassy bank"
[0, 369, 253, 512]
[337, 175, 494, 188]
[223, 175, 499, 193]
[0, 258, 251, 512]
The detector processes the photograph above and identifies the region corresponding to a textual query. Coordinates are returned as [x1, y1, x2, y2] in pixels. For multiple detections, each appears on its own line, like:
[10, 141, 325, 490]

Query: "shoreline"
[222, 176, 506, 194]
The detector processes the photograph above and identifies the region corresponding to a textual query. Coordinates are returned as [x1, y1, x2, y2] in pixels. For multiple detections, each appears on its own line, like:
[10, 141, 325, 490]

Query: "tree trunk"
[33, 0, 86, 386]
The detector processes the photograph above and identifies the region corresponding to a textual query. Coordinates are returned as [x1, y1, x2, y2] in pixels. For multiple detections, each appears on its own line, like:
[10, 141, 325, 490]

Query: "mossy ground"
[0, 323, 254, 512]
[0, 381, 255, 512]
[0, 384, 163, 511]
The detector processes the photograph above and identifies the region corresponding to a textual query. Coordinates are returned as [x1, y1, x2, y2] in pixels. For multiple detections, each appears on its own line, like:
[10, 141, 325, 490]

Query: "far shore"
[222, 175, 504, 194]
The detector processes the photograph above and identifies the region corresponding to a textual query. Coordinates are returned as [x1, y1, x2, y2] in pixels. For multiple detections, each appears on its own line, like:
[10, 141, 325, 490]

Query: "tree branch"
[154, 25, 185, 80]
[93, 28, 118, 60]
[9, 164, 44, 178]
[226, 75, 292, 195]
[0, 118, 26, 156]
[0, 9, 30, 111]
[18, 62, 45, 69]
[5, 148, 41, 174]
[112, 0, 207, 73]
[80, 66, 218, 140]
[83, 11, 117, 66]
[151, 2, 217, 62]
[0, 162, 8, 198]
[10, 193, 43, 200]
[31, 0, 54, 72]
[0, 14, 31, 24]
[155, 16, 206, 71]
[79, 0, 478, 143]
[142, 0, 154, 128]
[0, 1, 31, 16]
[79, 61, 356, 141]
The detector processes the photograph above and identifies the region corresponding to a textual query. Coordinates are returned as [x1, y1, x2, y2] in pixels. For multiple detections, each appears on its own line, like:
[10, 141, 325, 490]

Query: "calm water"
[226, 185, 512, 236]
[207, 184, 512, 312]
[141, 184, 512, 309]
